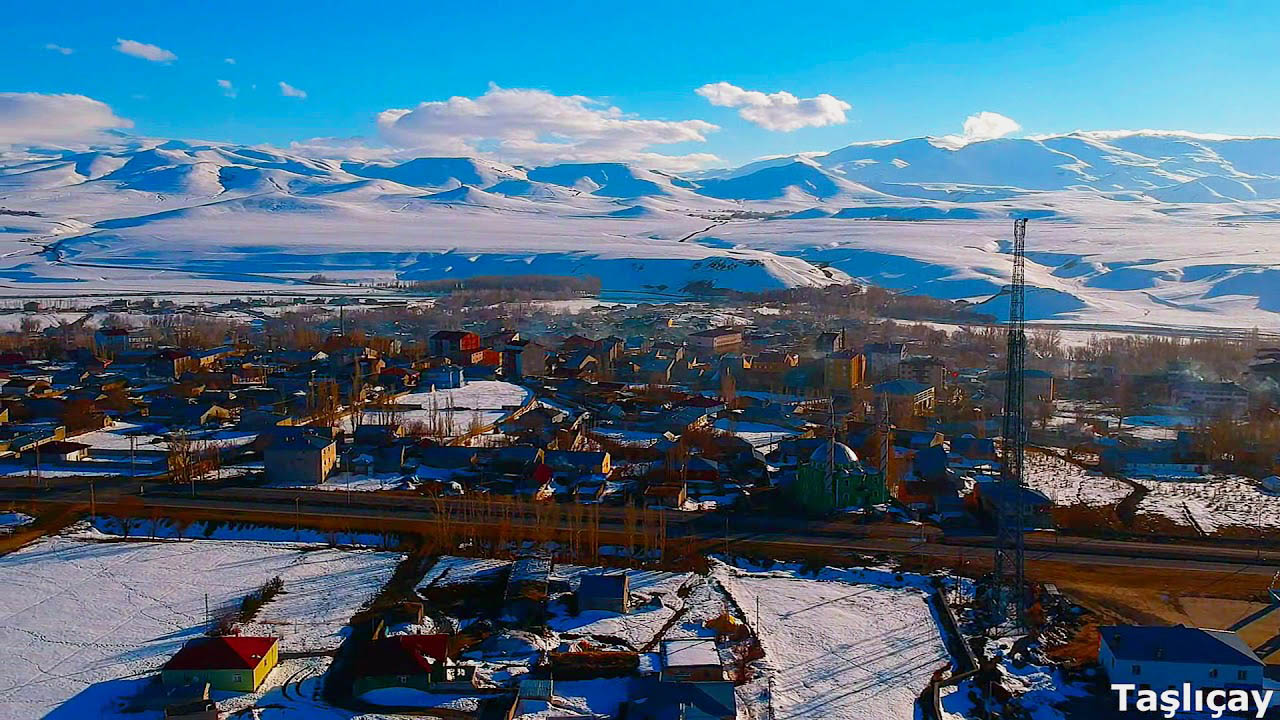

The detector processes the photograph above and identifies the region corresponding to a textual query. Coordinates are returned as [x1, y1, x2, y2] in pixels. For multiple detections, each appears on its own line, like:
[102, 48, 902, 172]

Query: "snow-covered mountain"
[4, 132, 1280, 330]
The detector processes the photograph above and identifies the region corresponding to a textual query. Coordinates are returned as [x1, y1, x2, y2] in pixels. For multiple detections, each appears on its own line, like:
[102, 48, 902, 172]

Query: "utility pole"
[991, 218, 1029, 630]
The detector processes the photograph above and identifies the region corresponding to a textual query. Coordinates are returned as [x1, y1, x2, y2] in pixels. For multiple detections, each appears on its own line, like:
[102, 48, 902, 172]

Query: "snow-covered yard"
[547, 566, 693, 649]
[1023, 451, 1131, 508]
[0, 532, 400, 718]
[1131, 474, 1280, 532]
[365, 381, 532, 437]
[711, 418, 802, 449]
[70, 421, 167, 451]
[715, 562, 949, 720]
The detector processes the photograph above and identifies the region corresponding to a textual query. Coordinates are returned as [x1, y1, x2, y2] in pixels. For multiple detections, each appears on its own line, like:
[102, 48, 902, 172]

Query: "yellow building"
[824, 350, 867, 393]
[162, 636, 279, 693]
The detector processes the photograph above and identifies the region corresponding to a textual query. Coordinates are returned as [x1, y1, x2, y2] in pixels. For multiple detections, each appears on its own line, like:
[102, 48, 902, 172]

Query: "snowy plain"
[6, 133, 1280, 334]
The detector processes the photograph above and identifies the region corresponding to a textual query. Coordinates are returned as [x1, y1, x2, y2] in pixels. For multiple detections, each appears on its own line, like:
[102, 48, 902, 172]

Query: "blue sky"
[3, 0, 1278, 167]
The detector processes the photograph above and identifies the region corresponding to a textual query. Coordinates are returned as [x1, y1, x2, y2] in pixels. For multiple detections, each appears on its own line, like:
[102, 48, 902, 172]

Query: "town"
[1, 280, 1279, 720]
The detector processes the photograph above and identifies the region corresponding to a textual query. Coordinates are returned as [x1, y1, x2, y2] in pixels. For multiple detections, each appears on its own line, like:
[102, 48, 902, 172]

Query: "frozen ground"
[714, 561, 949, 720]
[0, 531, 400, 719]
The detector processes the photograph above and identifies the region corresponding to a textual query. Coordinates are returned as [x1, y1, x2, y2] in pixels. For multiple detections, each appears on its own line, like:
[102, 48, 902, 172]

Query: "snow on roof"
[662, 638, 720, 668]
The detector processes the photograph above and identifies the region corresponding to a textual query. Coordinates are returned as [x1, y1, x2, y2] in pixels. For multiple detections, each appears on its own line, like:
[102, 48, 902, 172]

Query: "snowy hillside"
[4, 131, 1280, 330]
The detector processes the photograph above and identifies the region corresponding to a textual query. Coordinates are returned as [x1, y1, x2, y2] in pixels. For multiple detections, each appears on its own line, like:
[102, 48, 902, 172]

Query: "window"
[1238, 670, 1249, 681]
[1131, 665, 1141, 676]
[232, 673, 242, 683]
[1209, 669, 1218, 679]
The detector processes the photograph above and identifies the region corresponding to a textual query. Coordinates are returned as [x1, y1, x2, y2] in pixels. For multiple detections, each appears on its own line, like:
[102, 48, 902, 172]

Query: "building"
[95, 327, 150, 354]
[815, 331, 845, 354]
[987, 369, 1056, 404]
[873, 380, 936, 425]
[787, 440, 887, 514]
[900, 355, 949, 389]
[502, 339, 548, 379]
[688, 328, 744, 355]
[1172, 380, 1250, 418]
[823, 350, 867, 394]
[863, 342, 906, 381]
[161, 636, 279, 693]
[428, 330, 482, 358]
[353, 633, 474, 696]
[1099, 625, 1265, 690]
[262, 427, 338, 485]
[661, 639, 725, 683]
[544, 450, 611, 476]
[578, 572, 630, 614]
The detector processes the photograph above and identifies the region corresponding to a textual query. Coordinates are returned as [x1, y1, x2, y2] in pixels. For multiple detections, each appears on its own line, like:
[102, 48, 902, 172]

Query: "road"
[4, 479, 1276, 578]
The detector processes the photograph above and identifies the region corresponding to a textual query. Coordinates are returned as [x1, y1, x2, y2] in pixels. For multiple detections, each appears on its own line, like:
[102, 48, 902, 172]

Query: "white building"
[1099, 625, 1264, 691]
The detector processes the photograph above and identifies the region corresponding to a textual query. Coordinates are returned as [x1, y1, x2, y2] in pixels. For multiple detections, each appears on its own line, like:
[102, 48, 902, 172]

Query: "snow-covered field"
[1131, 474, 1280, 532]
[364, 380, 531, 437]
[0, 532, 399, 719]
[1023, 451, 1132, 508]
[715, 562, 949, 720]
[7, 134, 1280, 331]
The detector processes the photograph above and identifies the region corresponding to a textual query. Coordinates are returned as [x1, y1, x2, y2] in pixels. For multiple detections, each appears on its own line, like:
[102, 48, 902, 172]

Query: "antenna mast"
[992, 218, 1029, 629]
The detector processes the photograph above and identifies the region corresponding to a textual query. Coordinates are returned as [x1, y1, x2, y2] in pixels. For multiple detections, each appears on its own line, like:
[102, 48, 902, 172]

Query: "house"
[161, 636, 279, 693]
[503, 339, 548, 379]
[863, 342, 905, 381]
[873, 379, 936, 424]
[352, 633, 474, 696]
[544, 450, 611, 476]
[33, 440, 91, 462]
[428, 330, 482, 358]
[262, 427, 338, 485]
[988, 369, 1056, 403]
[1099, 625, 1264, 690]
[421, 364, 465, 390]
[815, 330, 845, 354]
[578, 572, 630, 613]
[661, 639, 724, 683]
[626, 680, 737, 720]
[645, 482, 688, 508]
[972, 480, 1053, 529]
[688, 328, 743, 355]
[95, 327, 150, 354]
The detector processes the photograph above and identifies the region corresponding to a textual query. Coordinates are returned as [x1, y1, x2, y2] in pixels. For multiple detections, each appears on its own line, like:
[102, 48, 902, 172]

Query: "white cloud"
[224, 57, 236, 65]
[0, 92, 133, 146]
[114, 38, 177, 63]
[695, 82, 850, 132]
[44, 43, 73, 55]
[279, 81, 307, 99]
[217, 79, 237, 98]
[935, 111, 1022, 147]
[375, 83, 719, 171]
